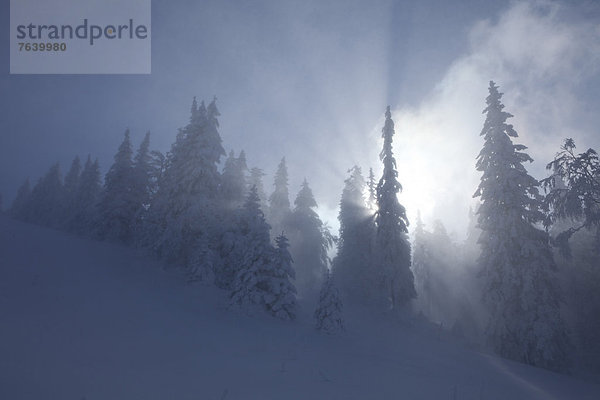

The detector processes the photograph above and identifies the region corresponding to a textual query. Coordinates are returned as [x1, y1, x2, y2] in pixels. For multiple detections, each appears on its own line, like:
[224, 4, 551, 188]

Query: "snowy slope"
[1, 215, 599, 400]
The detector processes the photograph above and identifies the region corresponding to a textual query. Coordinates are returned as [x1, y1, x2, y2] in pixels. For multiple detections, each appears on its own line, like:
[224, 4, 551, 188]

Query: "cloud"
[390, 0, 600, 238]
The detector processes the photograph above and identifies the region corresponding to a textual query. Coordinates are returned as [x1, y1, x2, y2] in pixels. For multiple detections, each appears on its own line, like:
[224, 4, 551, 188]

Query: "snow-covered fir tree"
[132, 132, 153, 211]
[64, 156, 81, 192]
[375, 106, 416, 309]
[474, 81, 569, 371]
[147, 97, 225, 272]
[332, 166, 376, 301]
[217, 149, 252, 287]
[148, 149, 166, 196]
[268, 157, 291, 235]
[264, 233, 297, 320]
[248, 167, 267, 210]
[541, 138, 600, 256]
[132, 148, 166, 248]
[287, 179, 331, 296]
[367, 167, 377, 211]
[221, 150, 248, 210]
[229, 186, 276, 309]
[315, 270, 344, 334]
[97, 129, 137, 243]
[543, 166, 600, 370]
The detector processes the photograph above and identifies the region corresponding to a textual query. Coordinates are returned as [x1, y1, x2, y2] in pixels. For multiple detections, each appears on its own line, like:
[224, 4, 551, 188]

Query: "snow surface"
[1, 215, 599, 399]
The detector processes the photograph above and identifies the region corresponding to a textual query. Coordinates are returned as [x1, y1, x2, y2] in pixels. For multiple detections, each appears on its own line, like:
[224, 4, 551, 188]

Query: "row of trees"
[327, 82, 597, 373]
[10, 99, 303, 321]
[8, 82, 599, 371]
[8, 99, 417, 333]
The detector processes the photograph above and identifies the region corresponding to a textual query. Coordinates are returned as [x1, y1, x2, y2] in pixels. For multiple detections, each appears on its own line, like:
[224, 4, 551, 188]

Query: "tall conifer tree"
[375, 107, 416, 308]
[249, 167, 268, 209]
[315, 270, 344, 334]
[130, 131, 155, 239]
[148, 97, 225, 271]
[474, 82, 569, 371]
[266, 233, 297, 320]
[229, 187, 276, 307]
[287, 179, 331, 295]
[332, 166, 375, 300]
[367, 167, 377, 211]
[268, 157, 291, 235]
[97, 129, 136, 243]
[221, 150, 248, 209]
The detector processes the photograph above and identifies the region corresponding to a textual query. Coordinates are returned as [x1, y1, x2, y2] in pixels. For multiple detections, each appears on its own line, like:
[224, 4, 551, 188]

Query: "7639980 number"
[18, 42, 67, 51]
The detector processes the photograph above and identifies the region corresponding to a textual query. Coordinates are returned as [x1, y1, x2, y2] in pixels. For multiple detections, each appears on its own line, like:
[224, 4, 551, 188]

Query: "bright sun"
[398, 159, 437, 229]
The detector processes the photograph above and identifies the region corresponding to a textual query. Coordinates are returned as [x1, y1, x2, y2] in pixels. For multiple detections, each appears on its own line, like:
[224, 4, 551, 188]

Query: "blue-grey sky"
[2, 0, 599, 237]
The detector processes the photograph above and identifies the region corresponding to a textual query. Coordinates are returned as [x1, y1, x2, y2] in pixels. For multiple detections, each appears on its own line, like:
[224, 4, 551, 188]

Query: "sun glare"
[398, 161, 437, 230]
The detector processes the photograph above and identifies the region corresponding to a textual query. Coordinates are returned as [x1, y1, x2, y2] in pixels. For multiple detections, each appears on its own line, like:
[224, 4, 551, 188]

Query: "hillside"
[1, 214, 599, 400]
